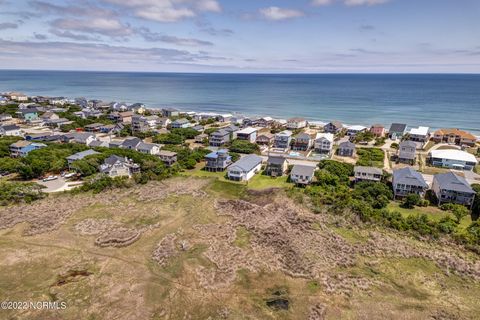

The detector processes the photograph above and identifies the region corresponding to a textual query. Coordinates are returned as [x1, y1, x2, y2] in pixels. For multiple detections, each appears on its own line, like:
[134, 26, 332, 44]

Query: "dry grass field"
[0, 176, 479, 319]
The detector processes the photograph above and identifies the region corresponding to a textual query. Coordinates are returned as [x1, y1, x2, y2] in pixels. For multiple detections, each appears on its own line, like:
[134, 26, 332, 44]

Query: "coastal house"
[44, 118, 72, 128]
[88, 140, 109, 148]
[0, 113, 13, 122]
[41, 111, 59, 122]
[338, 141, 355, 157]
[8, 92, 28, 102]
[9, 140, 46, 157]
[17, 108, 38, 122]
[171, 118, 192, 129]
[137, 142, 161, 155]
[192, 125, 204, 132]
[82, 109, 103, 118]
[370, 124, 386, 137]
[432, 129, 477, 147]
[162, 108, 180, 118]
[157, 117, 172, 128]
[236, 127, 258, 143]
[64, 132, 96, 145]
[432, 172, 475, 207]
[109, 111, 133, 124]
[0, 124, 22, 136]
[408, 126, 430, 143]
[120, 137, 142, 150]
[100, 155, 140, 178]
[84, 123, 104, 132]
[388, 123, 407, 140]
[209, 129, 231, 147]
[227, 154, 263, 181]
[292, 132, 313, 151]
[287, 117, 307, 130]
[346, 125, 367, 137]
[428, 149, 478, 171]
[324, 121, 343, 134]
[158, 150, 178, 166]
[290, 164, 316, 186]
[132, 115, 159, 133]
[392, 167, 429, 199]
[273, 130, 293, 149]
[354, 166, 383, 183]
[256, 132, 274, 145]
[257, 117, 274, 128]
[66, 149, 100, 166]
[397, 140, 417, 164]
[195, 133, 209, 143]
[265, 155, 289, 177]
[314, 133, 334, 154]
[204, 149, 232, 172]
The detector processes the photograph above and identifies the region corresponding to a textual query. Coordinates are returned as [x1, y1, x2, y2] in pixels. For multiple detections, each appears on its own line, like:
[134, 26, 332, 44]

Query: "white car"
[42, 175, 58, 182]
[63, 172, 76, 179]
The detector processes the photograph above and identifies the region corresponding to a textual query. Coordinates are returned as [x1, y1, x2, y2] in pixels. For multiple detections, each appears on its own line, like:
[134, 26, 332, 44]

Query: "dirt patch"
[152, 234, 178, 266]
[75, 219, 142, 247]
[53, 269, 93, 287]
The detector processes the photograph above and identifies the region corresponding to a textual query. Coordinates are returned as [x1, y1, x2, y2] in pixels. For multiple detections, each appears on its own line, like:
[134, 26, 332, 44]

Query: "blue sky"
[0, 0, 479, 72]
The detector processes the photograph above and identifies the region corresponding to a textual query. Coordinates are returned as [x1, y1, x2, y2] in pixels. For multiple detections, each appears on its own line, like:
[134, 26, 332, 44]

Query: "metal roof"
[434, 172, 474, 194]
[228, 154, 263, 172]
[393, 167, 428, 188]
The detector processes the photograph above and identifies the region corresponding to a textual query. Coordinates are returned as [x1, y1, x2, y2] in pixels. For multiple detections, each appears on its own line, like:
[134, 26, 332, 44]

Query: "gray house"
[432, 172, 475, 208]
[265, 155, 289, 177]
[158, 150, 177, 166]
[392, 167, 429, 199]
[209, 129, 231, 147]
[273, 130, 293, 149]
[290, 164, 316, 186]
[66, 149, 100, 166]
[100, 155, 140, 178]
[398, 140, 417, 164]
[324, 121, 343, 134]
[338, 141, 355, 157]
[204, 149, 232, 172]
[292, 133, 312, 151]
[354, 166, 383, 182]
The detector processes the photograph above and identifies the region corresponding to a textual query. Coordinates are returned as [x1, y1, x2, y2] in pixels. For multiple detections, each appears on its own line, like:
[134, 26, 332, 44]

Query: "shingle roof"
[267, 155, 287, 165]
[400, 140, 417, 148]
[354, 166, 383, 175]
[66, 149, 100, 161]
[291, 164, 316, 177]
[1, 124, 20, 131]
[434, 172, 474, 194]
[434, 128, 477, 141]
[121, 137, 142, 148]
[389, 123, 407, 133]
[228, 154, 263, 172]
[158, 150, 177, 157]
[339, 141, 355, 149]
[104, 155, 126, 166]
[393, 167, 428, 188]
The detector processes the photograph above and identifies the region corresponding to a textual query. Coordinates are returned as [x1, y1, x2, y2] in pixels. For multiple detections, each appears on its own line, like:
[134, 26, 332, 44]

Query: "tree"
[401, 193, 421, 209]
[471, 184, 480, 221]
[229, 140, 259, 154]
[451, 205, 469, 224]
[153, 133, 184, 145]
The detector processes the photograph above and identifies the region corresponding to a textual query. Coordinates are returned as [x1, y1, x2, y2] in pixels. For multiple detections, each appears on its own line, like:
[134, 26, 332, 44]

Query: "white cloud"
[259, 6, 304, 21]
[311, 0, 334, 6]
[51, 17, 133, 37]
[102, 0, 221, 22]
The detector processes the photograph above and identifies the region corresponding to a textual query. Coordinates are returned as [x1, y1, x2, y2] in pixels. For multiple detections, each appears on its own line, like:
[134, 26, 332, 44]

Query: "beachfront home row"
[388, 123, 407, 140]
[324, 121, 343, 134]
[408, 126, 430, 143]
[287, 118, 307, 130]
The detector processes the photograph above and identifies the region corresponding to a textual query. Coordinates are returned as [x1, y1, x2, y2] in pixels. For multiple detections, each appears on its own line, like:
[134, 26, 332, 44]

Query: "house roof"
[236, 127, 258, 135]
[371, 124, 384, 129]
[137, 142, 159, 151]
[104, 155, 126, 166]
[228, 154, 263, 172]
[295, 132, 311, 140]
[347, 125, 367, 131]
[10, 140, 31, 148]
[434, 172, 474, 194]
[64, 132, 94, 141]
[315, 133, 334, 142]
[206, 149, 229, 159]
[327, 121, 343, 128]
[88, 140, 107, 147]
[275, 130, 293, 137]
[267, 155, 287, 165]
[389, 123, 407, 133]
[354, 166, 383, 175]
[291, 164, 316, 177]
[257, 133, 274, 139]
[121, 137, 142, 148]
[211, 129, 230, 137]
[393, 167, 428, 188]
[430, 149, 478, 164]
[66, 149, 100, 161]
[409, 126, 429, 136]
[1, 124, 20, 131]
[339, 141, 355, 149]
[288, 117, 306, 123]
[400, 140, 417, 148]
[434, 128, 477, 141]
[158, 150, 177, 157]
[173, 118, 189, 124]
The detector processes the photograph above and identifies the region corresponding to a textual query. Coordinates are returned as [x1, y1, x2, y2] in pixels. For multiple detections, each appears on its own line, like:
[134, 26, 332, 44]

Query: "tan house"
[432, 128, 477, 146]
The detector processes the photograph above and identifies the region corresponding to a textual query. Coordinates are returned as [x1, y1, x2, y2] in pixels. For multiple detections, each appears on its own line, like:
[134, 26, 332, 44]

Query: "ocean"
[0, 70, 479, 134]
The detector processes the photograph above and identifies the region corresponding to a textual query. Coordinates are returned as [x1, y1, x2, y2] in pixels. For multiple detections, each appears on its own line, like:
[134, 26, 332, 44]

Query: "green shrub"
[401, 193, 421, 209]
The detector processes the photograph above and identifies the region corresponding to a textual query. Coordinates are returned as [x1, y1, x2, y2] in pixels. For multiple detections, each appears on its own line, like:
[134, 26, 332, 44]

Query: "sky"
[0, 0, 479, 73]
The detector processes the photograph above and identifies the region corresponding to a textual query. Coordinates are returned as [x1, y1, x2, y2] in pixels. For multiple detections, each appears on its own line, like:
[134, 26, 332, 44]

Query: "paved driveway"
[37, 177, 83, 193]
